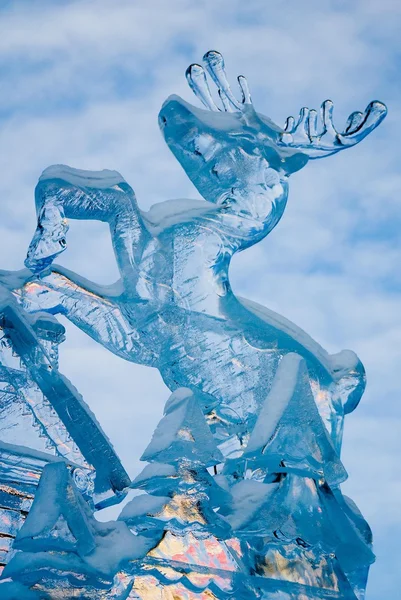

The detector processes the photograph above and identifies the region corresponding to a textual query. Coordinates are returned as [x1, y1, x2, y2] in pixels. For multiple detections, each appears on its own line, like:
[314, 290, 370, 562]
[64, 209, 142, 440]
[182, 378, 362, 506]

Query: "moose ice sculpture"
[16, 51, 385, 455]
[0, 51, 386, 599]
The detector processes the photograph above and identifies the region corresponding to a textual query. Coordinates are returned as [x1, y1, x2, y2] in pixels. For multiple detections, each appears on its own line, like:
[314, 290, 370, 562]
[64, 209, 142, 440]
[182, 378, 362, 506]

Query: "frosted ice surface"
[244, 353, 348, 486]
[0, 50, 387, 598]
[3, 463, 152, 591]
[141, 388, 224, 466]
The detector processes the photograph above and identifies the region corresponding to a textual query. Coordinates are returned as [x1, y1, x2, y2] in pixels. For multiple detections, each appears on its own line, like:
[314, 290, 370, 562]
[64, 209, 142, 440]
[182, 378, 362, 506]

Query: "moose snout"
[158, 95, 195, 134]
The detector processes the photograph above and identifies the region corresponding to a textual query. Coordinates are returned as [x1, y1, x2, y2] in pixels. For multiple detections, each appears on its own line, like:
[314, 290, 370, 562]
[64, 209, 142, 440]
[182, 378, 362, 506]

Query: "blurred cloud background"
[0, 1, 400, 597]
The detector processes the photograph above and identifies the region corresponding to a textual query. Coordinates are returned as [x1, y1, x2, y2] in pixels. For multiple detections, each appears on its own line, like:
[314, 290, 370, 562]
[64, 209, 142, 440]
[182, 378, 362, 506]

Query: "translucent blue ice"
[0, 285, 130, 574]
[0, 50, 387, 598]
[0, 286, 130, 508]
[2, 462, 153, 598]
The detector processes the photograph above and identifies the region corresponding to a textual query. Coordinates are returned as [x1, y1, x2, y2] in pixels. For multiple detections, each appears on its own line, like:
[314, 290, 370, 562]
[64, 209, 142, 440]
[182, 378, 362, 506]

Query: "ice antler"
[279, 99, 387, 158]
[186, 50, 387, 158]
[186, 50, 252, 113]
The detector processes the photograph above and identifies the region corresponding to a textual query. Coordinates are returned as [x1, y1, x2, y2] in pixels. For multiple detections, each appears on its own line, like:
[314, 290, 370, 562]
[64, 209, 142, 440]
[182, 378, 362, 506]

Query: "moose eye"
[59, 238, 67, 248]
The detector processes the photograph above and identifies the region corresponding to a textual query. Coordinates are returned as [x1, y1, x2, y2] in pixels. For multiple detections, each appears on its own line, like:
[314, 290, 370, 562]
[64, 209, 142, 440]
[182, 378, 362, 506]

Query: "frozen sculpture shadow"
[0, 52, 386, 599]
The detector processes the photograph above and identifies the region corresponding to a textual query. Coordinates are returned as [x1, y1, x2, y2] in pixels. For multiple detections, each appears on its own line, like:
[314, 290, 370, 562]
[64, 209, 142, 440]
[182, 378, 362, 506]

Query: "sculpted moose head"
[159, 50, 387, 247]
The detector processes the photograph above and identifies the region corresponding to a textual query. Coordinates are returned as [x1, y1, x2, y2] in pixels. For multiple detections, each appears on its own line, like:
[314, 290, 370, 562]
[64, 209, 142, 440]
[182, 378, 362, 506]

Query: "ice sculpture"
[0, 286, 130, 572]
[0, 51, 386, 598]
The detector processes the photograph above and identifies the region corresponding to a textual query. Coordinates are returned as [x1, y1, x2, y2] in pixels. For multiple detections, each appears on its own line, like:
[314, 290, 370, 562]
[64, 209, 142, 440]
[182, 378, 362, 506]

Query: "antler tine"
[284, 116, 296, 133]
[238, 75, 252, 105]
[203, 51, 242, 112]
[345, 111, 364, 134]
[186, 50, 254, 113]
[308, 109, 319, 138]
[296, 108, 312, 142]
[185, 63, 220, 112]
[279, 99, 387, 158]
[218, 88, 233, 112]
[282, 107, 319, 145]
[337, 100, 387, 146]
[321, 100, 337, 139]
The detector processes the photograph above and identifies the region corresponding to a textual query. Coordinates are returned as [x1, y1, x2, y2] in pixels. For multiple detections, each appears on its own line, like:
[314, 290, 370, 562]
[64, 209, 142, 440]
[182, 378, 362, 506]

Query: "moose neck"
[171, 180, 288, 316]
[218, 179, 289, 251]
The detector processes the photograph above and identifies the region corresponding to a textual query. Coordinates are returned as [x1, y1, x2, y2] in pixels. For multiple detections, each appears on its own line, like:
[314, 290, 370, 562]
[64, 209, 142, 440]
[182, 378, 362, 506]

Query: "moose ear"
[281, 151, 309, 175]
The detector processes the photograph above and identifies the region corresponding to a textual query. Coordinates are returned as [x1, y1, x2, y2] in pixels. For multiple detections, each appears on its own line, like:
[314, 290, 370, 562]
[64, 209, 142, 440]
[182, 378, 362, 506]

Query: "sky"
[0, 0, 400, 597]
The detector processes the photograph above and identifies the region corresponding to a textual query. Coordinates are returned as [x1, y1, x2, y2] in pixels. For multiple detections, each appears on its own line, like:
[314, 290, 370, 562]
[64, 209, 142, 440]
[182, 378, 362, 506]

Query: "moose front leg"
[20, 267, 159, 367]
[25, 165, 150, 297]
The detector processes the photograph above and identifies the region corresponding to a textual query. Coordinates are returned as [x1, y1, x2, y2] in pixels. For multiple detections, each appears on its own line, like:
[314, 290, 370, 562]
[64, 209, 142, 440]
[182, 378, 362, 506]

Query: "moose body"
[6, 51, 386, 458]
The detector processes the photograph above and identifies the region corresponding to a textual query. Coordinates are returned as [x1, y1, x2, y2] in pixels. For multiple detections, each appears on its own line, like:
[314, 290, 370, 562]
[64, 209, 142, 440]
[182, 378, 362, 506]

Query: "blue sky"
[0, 1, 400, 597]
